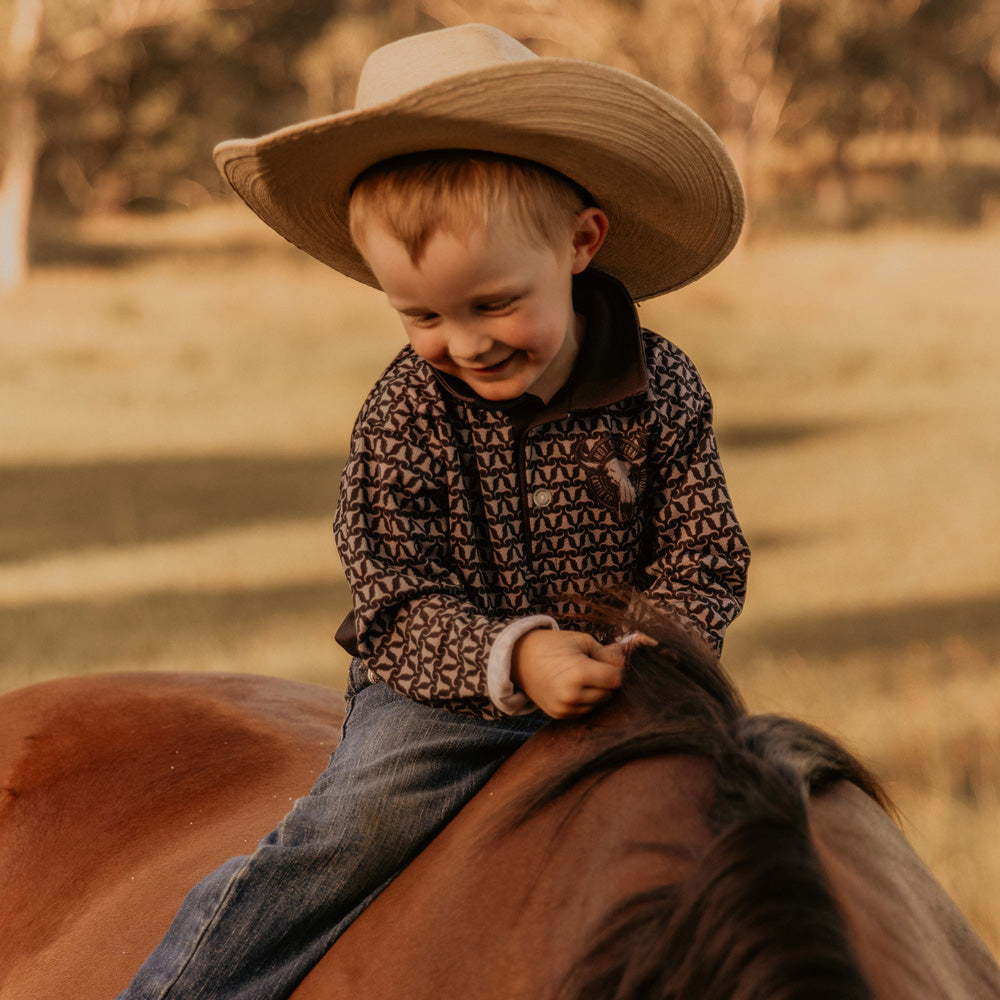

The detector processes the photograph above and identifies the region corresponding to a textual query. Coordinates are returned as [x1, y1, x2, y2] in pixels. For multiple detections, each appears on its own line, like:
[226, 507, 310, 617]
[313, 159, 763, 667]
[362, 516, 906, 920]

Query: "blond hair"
[348, 151, 593, 264]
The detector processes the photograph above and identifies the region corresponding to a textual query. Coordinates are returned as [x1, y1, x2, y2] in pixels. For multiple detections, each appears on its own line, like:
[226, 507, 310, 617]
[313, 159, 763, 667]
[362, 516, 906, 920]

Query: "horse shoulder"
[808, 781, 1000, 1000]
[0, 672, 342, 1000]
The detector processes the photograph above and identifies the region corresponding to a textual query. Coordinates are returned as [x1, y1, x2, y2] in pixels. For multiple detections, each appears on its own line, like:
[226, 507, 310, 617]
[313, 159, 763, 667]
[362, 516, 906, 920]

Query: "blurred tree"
[297, 0, 779, 135]
[33, 0, 343, 215]
[773, 0, 1000, 223]
[1, 0, 339, 292]
[389, 0, 788, 227]
[4, 0, 1000, 293]
[690, 0, 789, 222]
[779, 0, 1000, 139]
[2, 0, 222, 292]
[297, 0, 428, 116]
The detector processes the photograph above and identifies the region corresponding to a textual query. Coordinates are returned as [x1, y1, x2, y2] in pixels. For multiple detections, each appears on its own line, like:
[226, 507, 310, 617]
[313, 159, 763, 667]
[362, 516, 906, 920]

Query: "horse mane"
[517, 607, 893, 1000]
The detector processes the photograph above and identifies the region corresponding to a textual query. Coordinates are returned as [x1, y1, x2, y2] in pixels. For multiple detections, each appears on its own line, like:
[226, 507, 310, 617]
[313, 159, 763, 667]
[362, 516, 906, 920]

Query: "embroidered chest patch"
[573, 432, 648, 524]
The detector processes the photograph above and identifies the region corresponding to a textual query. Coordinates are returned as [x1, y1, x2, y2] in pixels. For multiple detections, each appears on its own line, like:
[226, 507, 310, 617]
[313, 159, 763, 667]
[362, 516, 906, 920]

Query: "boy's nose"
[446, 327, 493, 363]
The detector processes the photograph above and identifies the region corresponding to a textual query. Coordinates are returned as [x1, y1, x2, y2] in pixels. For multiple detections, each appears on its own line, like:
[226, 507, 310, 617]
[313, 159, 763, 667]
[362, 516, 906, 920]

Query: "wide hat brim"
[214, 58, 745, 301]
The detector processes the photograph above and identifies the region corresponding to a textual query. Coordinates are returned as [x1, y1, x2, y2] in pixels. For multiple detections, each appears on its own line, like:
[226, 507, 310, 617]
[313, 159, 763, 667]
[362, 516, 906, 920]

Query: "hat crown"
[354, 23, 538, 110]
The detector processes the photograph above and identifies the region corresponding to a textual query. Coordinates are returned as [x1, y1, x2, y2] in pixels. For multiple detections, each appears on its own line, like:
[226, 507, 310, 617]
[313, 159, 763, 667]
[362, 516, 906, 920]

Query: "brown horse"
[1, 614, 998, 1000]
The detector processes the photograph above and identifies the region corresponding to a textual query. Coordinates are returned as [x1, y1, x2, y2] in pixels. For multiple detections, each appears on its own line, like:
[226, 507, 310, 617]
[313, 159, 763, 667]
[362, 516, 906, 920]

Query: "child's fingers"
[514, 630, 627, 718]
[542, 657, 623, 718]
[550, 684, 617, 717]
[580, 680, 623, 703]
[583, 656, 625, 691]
[591, 641, 627, 670]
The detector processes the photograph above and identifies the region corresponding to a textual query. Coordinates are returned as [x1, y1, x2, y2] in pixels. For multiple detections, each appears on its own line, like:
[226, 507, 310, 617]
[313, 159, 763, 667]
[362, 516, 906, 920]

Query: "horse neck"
[809, 782, 1000, 1000]
[292, 721, 719, 999]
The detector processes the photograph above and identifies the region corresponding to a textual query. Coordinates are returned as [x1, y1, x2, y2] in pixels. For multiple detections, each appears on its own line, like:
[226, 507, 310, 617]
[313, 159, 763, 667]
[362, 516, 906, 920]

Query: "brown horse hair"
[512, 607, 891, 1000]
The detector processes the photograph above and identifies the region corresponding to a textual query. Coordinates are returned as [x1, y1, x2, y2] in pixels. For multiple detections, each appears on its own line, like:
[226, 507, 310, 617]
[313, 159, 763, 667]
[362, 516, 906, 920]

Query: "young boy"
[118, 23, 749, 1000]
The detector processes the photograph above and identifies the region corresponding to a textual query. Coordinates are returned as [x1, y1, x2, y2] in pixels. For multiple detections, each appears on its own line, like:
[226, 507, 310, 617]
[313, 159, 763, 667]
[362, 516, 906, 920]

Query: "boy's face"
[358, 209, 606, 404]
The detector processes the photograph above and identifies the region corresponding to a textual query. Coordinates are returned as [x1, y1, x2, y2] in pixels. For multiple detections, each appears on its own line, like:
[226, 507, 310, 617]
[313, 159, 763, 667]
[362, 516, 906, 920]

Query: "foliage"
[21, 0, 338, 213]
[778, 0, 1000, 139]
[3, 0, 1000, 223]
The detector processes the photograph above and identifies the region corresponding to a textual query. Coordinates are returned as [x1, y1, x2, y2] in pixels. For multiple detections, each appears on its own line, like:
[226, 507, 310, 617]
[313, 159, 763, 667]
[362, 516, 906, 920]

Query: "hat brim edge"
[214, 59, 745, 301]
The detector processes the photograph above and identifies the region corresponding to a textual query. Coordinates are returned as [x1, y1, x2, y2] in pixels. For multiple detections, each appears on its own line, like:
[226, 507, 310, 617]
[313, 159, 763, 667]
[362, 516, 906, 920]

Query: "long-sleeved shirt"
[334, 269, 749, 719]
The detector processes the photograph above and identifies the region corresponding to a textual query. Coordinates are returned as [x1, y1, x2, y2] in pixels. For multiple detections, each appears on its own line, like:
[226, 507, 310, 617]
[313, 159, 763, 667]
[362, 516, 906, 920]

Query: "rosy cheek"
[406, 331, 437, 359]
[412, 340, 454, 373]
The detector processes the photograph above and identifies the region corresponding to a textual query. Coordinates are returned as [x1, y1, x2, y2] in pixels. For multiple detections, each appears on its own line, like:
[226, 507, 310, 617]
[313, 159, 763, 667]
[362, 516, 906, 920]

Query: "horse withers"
[1, 614, 998, 999]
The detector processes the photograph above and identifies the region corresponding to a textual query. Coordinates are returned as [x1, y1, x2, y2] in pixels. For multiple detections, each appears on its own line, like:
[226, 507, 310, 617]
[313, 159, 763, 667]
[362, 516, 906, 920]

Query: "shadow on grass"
[0, 453, 347, 563]
[717, 418, 861, 450]
[5, 575, 998, 681]
[729, 592, 1000, 660]
[1, 418, 857, 566]
[0, 580, 353, 682]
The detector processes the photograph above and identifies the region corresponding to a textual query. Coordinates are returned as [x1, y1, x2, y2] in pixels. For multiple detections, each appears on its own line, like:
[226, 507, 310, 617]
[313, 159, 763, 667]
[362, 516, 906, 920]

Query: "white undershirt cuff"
[486, 615, 559, 715]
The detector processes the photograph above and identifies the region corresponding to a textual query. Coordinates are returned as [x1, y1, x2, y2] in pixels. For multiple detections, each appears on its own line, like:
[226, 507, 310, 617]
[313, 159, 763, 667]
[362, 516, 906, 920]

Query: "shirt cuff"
[486, 615, 559, 715]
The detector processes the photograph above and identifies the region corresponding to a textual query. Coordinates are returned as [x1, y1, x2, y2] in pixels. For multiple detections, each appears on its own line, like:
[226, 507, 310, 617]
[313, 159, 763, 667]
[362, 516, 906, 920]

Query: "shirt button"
[532, 488, 553, 508]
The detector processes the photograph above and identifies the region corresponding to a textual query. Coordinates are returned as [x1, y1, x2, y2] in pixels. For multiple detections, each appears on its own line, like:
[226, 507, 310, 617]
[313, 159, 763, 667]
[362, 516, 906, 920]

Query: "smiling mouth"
[467, 354, 517, 376]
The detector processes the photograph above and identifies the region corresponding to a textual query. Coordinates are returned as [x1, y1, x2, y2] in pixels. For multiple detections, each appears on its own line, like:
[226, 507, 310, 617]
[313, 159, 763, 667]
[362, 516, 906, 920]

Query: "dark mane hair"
[517, 608, 893, 1000]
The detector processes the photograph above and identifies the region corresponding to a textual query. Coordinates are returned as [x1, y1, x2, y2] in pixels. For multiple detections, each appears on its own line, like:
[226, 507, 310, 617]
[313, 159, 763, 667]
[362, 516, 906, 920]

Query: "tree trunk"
[0, 0, 43, 294]
[0, 91, 40, 294]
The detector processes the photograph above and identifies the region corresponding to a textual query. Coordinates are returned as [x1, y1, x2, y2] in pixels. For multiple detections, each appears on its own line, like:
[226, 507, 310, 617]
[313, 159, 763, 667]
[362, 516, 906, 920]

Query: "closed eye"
[477, 298, 516, 314]
[403, 311, 440, 327]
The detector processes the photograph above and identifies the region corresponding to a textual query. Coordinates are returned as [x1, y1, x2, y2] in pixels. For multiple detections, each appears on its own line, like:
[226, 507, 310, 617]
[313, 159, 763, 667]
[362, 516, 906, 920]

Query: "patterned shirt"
[334, 270, 749, 719]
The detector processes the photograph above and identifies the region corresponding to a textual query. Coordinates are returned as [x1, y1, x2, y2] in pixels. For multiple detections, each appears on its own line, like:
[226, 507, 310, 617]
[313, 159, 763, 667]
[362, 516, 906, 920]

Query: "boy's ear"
[571, 208, 609, 274]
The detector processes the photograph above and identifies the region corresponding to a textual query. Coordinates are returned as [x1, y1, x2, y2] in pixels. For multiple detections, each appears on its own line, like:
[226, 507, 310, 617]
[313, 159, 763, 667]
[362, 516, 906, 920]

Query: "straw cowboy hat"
[214, 23, 744, 301]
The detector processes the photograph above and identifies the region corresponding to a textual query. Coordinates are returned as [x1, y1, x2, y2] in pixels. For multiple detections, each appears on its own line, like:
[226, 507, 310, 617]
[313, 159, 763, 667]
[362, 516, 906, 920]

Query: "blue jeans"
[117, 662, 545, 1000]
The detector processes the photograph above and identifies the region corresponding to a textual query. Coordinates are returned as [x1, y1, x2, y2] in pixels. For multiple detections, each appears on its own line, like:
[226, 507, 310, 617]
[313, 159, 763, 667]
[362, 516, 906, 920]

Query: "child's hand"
[511, 629, 626, 719]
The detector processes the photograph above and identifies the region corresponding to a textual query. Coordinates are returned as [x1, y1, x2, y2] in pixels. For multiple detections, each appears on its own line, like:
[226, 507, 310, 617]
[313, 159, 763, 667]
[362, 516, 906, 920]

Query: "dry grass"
[2, 208, 999, 950]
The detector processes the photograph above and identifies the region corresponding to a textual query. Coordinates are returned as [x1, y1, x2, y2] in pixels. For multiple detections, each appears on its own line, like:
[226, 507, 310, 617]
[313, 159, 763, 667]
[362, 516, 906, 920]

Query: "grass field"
[3, 206, 999, 950]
